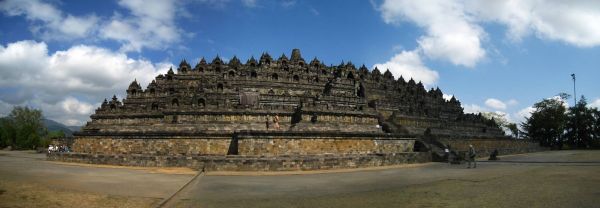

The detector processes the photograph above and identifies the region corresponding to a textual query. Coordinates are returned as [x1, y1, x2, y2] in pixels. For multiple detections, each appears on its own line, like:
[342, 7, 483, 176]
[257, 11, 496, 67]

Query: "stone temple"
[50, 49, 542, 171]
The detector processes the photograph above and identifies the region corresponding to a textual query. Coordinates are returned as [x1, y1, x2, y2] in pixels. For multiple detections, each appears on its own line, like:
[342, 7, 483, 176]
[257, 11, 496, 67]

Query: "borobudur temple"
[49, 49, 543, 171]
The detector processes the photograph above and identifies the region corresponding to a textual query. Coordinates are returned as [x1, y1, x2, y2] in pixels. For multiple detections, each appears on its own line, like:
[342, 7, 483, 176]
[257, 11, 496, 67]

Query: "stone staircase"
[423, 137, 461, 163]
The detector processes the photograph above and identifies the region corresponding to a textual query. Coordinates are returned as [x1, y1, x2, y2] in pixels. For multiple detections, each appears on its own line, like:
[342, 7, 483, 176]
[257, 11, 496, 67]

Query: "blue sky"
[1, 0, 600, 126]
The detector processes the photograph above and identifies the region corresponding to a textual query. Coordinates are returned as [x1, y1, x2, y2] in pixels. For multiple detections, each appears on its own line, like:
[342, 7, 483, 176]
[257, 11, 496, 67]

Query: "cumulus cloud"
[516, 106, 535, 121]
[463, 99, 524, 125]
[589, 98, 600, 109]
[378, 0, 486, 67]
[373, 50, 439, 86]
[376, 0, 600, 73]
[467, 1, 600, 47]
[0, 0, 187, 53]
[0, 97, 96, 126]
[485, 98, 507, 110]
[100, 0, 186, 52]
[442, 94, 454, 101]
[0, 40, 172, 125]
[514, 96, 569, 124]
[0, 0, 98, 40]
[462, 104, 487, 114]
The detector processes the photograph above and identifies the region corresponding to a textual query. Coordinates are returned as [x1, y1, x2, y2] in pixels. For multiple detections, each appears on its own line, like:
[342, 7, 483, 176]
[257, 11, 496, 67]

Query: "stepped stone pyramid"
[59, 49, 508, 170]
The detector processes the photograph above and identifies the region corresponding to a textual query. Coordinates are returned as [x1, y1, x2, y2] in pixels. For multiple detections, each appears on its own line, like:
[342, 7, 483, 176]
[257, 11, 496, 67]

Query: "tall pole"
[571, 73, 577, 105]
[571, 73, 578, 147]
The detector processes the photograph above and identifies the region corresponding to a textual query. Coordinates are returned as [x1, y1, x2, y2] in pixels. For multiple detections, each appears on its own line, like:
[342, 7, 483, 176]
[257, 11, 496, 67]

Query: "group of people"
[48, 144, 70, 153]
[265, 114, 280, 130]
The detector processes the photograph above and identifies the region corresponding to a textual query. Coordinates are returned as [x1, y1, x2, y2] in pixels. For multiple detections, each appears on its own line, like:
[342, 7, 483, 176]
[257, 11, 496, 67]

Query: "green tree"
[47, 130, 66, 139]
[521, 98, 567, 147]
[592, 108, 600, 148]
[506, 123, 519, 138]
[564, 96, 595, 148]
[0, 117, 17, 148]
[7, 106, 47, 149]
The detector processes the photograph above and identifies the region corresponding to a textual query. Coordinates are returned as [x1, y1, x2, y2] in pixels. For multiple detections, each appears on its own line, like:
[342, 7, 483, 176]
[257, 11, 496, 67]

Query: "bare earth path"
[1, 150, 599, 208]
[0, 150, 196, 208]
[176, 150, 600, 208]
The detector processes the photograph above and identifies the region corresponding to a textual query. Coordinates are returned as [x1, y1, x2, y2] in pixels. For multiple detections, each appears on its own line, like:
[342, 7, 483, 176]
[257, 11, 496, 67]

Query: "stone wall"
[439, 138, 545, 158]
[92, 112, 379, 126]
[72, 136, 415, 156]
[58, 136, 545, 170]
[237, 136, 414, 156]
[392, 115, 505, 137]
[73, 137, 231, 155]
[47, 152, 431, 171]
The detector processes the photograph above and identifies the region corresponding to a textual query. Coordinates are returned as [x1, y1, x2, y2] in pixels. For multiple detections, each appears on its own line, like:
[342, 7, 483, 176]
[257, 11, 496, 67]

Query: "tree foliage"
[564, 96, 600, 148]
[521, 98, 567, 147]
[506, 123, 519, 138]
[47, 130, 66, 139]
[592, 109, 600, 147]
[521, 95, 600, 149]
[0, 106, 47, 149]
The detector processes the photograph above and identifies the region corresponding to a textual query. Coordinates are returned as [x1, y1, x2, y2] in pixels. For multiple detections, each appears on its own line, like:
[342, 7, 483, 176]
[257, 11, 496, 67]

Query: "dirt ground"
[176, 150, 600, 208]
[1, 150, 599, 208]
[0, 150, 194, 208]
[178, 165, 598, 208]
[0, 180, 160, 208]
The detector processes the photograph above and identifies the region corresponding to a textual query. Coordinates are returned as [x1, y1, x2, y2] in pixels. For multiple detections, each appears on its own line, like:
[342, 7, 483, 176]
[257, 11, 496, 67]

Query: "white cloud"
[0, 97, 97, 126]
[100, 0, 185, 52]
[379, 0, 486, 67]
[241, 0, 258, 8]
[0, 100, 12, 117]
[516, 106, 535, 121]
[0, 0, 187, 53]
[462, 104, 487, 114]
[513, 96, 569, 125]
[463, 103, 518, 134]
[442, 94, 454, 101]
[40, 97, 98, 126]
[550, 95, 570, 108]
[467, 1, 600, 47]
[376, 0, 600, 74]
[589, 98, 600, 109]
[0, 40, 172, 125]
[281, 0, 296, 8]
[195, 0, 231, 9]
[485, 98, 507, 110]
[60, 97, 95, 116]
[0, 0, 98, 40]
[373, 50, 439, 86]
[310, 7, 320, 16]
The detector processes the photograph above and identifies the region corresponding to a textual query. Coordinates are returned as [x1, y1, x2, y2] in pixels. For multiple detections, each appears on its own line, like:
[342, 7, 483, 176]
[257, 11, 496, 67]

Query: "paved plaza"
[1, 150, 599, 208]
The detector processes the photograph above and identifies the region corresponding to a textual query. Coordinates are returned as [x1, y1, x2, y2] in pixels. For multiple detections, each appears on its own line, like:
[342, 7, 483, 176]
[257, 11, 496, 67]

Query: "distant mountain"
[67, 126, 82, 132]
[43, 119, 77, 136]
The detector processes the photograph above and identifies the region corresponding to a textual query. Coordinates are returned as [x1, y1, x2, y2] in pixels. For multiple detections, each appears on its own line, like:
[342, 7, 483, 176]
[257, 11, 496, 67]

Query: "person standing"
[273, 114, 280, 130]
[265, 115, 270, 130]
[444, 147, 450, 164]
[467, 144, 477, 168]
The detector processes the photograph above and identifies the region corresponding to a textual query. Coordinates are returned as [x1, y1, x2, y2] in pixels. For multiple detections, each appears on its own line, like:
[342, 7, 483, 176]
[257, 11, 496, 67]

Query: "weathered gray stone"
[51, 49, 540, 170]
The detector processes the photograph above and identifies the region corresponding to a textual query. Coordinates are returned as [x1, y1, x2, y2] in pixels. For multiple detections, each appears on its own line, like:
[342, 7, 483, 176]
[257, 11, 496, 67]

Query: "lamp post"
[571, 74, 576, 105]
[571, 73, 578, 148]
